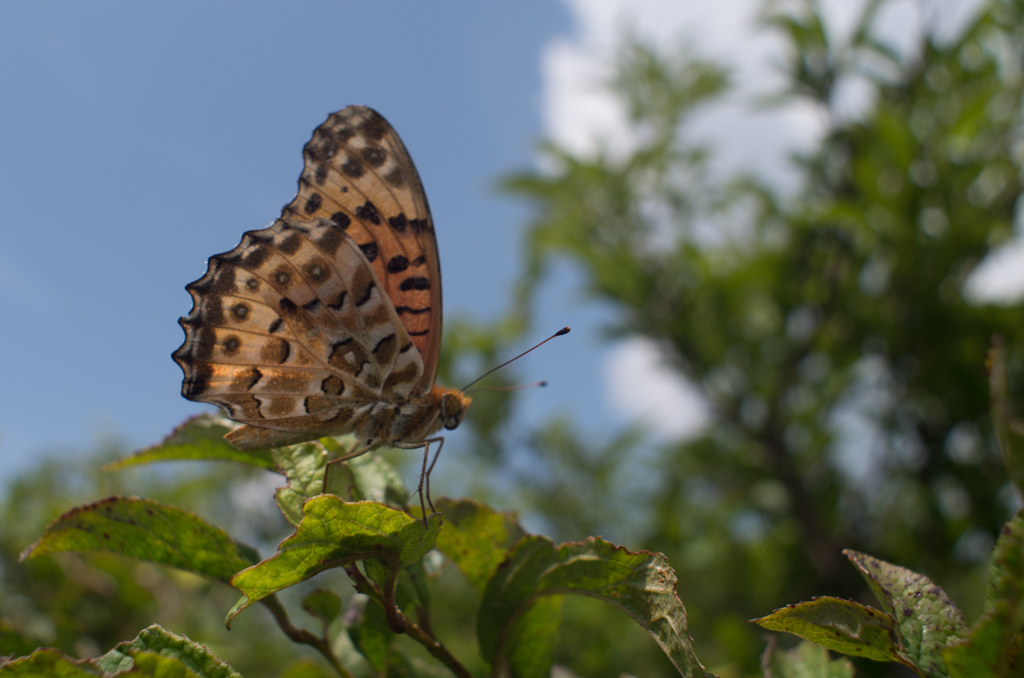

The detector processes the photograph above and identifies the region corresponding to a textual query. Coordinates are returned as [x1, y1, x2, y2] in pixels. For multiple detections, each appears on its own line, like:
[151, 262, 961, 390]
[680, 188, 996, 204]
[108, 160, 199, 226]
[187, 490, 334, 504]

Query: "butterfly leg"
[335, 440, 372, 462]
[321, 439, 374, 498]
[396, 436, 445, 528]
[423, 437, 445, 511]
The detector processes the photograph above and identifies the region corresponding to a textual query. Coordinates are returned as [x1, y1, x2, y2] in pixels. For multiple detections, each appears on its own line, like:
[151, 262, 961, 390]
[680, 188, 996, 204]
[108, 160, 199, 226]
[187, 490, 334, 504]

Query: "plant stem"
[261, 596, 354, 678]
[344, 565, 470, 677]
[399, 611, 472, 678]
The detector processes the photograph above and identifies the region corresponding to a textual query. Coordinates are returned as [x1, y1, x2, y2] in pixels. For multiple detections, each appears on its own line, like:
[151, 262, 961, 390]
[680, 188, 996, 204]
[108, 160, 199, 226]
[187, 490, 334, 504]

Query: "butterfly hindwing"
[173, 216, 425, 443]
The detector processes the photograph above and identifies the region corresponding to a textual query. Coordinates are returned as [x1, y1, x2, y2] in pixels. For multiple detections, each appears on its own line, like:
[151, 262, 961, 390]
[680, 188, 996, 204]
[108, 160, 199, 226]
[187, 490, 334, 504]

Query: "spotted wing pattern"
[173, 215, 424, 440]
[173, 106, 441, 445]
[285, 106, 442, 393]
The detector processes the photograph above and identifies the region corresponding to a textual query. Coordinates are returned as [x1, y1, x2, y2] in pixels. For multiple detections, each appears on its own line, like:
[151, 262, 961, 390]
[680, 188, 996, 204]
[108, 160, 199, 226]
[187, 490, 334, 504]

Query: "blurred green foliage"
[5, 0, 1024, 676]
[491, 0, 1024, 673]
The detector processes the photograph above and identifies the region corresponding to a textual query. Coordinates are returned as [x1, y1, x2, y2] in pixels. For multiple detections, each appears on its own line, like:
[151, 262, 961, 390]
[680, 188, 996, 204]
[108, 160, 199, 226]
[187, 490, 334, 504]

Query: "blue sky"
[1, 0, 1009, 486]
[0, 3, 585, 476]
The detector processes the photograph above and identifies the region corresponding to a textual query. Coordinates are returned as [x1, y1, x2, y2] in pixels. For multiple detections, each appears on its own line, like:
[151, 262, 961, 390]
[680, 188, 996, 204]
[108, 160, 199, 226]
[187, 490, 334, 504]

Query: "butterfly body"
[223, 383, 471, 454]
[173, 107, 470, 456]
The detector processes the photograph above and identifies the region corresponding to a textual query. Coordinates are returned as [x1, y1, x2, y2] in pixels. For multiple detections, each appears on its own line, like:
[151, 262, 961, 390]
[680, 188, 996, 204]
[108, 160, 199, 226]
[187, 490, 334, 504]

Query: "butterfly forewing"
[284, 106, 442, 393]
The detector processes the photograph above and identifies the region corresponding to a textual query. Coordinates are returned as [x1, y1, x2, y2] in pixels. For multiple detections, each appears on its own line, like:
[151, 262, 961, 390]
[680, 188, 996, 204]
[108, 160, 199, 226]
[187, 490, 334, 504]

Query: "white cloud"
[965, 238, 1024, 305]
[603, 338, 709, 440]
[541, 0, 829, 188]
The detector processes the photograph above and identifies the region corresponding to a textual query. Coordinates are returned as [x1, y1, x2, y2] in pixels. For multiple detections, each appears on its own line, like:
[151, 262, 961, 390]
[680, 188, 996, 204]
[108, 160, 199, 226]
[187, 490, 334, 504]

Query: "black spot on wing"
[342, 158, 364, 178]
[306, 261, 328, 282]
[388, 214, 407, 234]
[305, 193, 322, 214]
[180, 362, 214, 398]
[355, 201, 381, 225]
[387, 255, 409, 273]
[400, 277, 430, 291]
[223, 335, 241, 356]
[278, 232, 302, 255]
[358, 111, 388, 140]
[359, 241, 379, 263]
[279, 297, 299, 316]
[330, 212, 351, 230]
[362, 146, 386, 167]
[232, 303, 250, 321]
[394, 305, 430, 315]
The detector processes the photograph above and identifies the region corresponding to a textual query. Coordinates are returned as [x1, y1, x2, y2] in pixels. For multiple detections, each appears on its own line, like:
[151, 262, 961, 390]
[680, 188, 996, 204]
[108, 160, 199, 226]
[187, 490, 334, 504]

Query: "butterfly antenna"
[461, 327, 570, 392]
[466, 381, 547, 395]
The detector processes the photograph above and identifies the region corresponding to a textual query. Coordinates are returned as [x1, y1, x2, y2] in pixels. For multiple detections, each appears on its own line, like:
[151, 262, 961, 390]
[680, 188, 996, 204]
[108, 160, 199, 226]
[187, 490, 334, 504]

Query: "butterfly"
[172, 106, 472, 504]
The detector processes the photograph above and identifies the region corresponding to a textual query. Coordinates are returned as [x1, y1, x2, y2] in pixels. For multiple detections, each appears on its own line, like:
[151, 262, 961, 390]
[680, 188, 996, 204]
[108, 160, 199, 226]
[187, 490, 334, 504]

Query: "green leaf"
[394, 560, 432, 613]
[274, 442, 409, 527]
[985, 510, 1024, 619]
[273, 442, 331, 527]
[103, 414, 275, 471]
[433, 497, 525, 592]
[478, 535, 711, 677]
[753, 597, 899, 662]
[130, 651, 203, 678]
[228, 496, 440, 622]
[302, 589, 342, 627]
[0, 625, 246, 678]
[761, 639, 855, 678]
[845, 549, 969, 676]
[347, 596, 395, 672]
[322, 440, 409, 507]
[944, 509, 1024, 677]
[18, 496, 255, 583]
[100, 624, 243, 678]
[0, 648, 102, 677]
[505, 595, 564, 678]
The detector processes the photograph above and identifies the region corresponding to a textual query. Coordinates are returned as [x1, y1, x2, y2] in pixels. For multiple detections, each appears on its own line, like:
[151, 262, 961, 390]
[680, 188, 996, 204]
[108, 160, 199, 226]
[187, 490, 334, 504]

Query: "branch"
[261, 596, 354, 678]
[399, 611, 473, 678]
[344, 565, 470, 678]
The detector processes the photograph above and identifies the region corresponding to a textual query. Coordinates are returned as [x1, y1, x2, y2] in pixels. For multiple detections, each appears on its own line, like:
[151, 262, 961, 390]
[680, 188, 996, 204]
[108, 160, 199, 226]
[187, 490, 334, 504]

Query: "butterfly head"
[439, 388, 473, 431]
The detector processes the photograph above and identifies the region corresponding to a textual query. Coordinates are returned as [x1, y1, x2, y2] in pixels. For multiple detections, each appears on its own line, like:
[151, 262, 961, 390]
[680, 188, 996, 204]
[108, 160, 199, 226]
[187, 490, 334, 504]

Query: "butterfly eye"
[441, 393, 460, 418]
[444, 417, 460, 431]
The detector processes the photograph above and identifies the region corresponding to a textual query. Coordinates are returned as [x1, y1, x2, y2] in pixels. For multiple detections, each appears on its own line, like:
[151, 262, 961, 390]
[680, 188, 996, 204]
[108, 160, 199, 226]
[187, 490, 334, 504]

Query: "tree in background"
[490, 0, 1024, 672]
